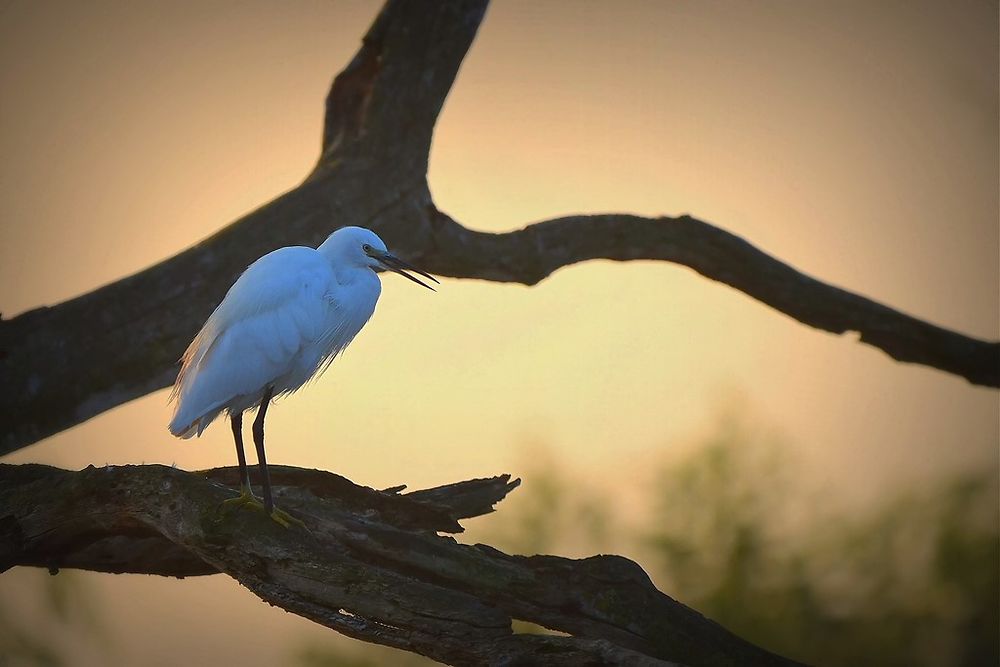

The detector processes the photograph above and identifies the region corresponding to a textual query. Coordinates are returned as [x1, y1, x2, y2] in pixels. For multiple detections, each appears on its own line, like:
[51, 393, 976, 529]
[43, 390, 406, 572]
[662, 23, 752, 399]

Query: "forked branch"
[0, 0, 995, 457]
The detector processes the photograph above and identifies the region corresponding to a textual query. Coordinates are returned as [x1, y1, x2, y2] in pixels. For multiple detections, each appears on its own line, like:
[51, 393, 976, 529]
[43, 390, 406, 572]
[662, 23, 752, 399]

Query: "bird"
[168, 226, 437, 526]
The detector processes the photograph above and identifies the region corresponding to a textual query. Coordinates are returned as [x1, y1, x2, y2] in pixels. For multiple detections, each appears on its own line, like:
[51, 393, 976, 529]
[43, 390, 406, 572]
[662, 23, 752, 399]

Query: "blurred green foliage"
[486, 445, 616, 557]
[639, 412, 999, 666]
[0, 570, 110, 667]
[0, 606, 63, 667]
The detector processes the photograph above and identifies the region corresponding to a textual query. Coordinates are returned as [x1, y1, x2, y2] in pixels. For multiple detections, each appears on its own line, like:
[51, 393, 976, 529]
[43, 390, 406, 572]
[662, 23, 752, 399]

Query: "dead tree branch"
[0, 462, 803, 667]
[1, 0, 995, 454]
[424, 209, 999, 386]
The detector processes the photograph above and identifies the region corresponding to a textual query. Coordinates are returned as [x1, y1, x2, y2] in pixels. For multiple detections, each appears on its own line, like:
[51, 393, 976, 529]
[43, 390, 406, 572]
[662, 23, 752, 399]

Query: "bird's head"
[321, 226, 439, 290]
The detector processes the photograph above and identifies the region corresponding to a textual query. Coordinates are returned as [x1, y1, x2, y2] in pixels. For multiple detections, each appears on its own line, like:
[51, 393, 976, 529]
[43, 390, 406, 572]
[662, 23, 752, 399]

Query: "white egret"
[168, 226, 437, 526]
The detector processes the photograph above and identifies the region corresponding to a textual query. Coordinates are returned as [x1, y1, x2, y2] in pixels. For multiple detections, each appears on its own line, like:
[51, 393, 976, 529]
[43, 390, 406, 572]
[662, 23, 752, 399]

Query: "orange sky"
[1, 1, 997, 665]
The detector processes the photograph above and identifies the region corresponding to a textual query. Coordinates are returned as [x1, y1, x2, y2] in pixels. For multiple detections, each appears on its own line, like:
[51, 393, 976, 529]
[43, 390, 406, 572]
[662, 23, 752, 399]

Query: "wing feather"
[168, 247, 337, 435]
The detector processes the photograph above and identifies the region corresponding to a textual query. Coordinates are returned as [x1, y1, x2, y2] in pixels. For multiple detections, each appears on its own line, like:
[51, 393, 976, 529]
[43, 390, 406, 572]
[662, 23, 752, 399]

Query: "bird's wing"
[170, 247, 338, 428]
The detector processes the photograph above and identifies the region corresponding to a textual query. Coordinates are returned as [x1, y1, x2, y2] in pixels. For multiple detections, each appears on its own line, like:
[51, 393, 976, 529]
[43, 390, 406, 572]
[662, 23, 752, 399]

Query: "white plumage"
[170, 244, 373, 437]
[167, 226, 436, 523]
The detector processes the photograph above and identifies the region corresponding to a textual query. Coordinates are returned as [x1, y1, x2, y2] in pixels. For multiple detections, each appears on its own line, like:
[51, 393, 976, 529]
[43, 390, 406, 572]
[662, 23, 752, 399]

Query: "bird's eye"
[362, 244, 372, 253]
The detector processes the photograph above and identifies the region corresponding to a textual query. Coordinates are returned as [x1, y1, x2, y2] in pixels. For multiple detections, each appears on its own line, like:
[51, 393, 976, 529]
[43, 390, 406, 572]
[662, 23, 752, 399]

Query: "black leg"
[231, 413, 250, 490]
[252, 386, 275, 514]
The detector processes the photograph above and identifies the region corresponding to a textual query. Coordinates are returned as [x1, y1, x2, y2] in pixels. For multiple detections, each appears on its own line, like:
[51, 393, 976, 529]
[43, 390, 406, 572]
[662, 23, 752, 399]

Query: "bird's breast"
[322, 271, 382, 350]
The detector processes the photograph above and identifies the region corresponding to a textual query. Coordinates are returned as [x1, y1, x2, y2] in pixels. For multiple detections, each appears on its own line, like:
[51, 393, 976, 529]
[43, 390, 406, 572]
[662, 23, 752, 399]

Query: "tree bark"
[0, 462, 804, 667]
[0, 0, 996, 456]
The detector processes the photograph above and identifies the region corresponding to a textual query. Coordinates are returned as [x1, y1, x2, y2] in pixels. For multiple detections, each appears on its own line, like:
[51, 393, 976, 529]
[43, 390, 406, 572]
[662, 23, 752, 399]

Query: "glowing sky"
[1, 1, 996, 665]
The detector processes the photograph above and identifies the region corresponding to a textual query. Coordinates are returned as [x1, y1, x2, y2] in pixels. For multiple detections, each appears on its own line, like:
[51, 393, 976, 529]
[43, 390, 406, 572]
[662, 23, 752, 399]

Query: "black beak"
[376, 253, 439, 291]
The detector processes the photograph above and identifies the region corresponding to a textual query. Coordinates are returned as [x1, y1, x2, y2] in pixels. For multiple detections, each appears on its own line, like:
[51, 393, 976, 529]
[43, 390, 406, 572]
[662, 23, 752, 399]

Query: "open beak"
[372, 251, 439, 291]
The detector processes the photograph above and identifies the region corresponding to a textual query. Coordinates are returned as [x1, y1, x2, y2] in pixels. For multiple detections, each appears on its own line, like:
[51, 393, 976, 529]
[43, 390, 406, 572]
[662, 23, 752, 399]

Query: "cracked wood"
[0, 462, 801, 667]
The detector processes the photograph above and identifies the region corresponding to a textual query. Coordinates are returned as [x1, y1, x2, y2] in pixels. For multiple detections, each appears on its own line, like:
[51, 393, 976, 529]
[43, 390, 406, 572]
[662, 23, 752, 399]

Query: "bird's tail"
[168, 412, 200, 439]
[168, 321, 218, 439]
[169, 401, 226, 439]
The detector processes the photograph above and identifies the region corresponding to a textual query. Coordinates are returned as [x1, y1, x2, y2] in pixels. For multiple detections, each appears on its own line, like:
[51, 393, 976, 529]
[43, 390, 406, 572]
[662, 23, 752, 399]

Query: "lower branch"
[0, 463, 802, 667]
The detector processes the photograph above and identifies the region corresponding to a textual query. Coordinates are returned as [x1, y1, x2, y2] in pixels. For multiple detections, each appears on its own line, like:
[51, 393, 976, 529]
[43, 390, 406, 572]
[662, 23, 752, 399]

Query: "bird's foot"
[268, 507, 307, 530]
[219, 486, 307, 530]
[220, 485, 264, 512]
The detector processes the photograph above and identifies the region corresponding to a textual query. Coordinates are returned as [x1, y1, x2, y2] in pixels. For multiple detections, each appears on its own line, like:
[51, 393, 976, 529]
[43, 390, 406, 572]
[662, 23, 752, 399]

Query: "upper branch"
[422, 209, 1000, 387]
[0, 0, 994, 457]
[318, 0, 488, 175]
[0, 463, 801, 667]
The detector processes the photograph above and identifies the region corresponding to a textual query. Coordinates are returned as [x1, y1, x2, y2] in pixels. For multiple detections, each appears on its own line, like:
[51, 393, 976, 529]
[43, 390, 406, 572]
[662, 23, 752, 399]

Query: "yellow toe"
[269, 507, 306, 530]
[220, 486, 263, 512]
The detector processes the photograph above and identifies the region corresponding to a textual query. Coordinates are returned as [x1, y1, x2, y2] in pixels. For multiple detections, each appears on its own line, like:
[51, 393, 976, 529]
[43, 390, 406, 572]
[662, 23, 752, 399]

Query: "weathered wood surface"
[0, 0, 995, 455]
[0, 463, 805, 667]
